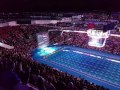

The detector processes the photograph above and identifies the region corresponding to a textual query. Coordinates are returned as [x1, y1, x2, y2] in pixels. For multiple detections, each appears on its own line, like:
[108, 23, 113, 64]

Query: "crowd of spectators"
[0, 25, 109, 90]
[47, 12, 119, 31]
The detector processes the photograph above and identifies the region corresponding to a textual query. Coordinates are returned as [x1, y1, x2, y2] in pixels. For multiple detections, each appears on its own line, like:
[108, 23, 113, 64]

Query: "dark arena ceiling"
[0, 0, 120, 12]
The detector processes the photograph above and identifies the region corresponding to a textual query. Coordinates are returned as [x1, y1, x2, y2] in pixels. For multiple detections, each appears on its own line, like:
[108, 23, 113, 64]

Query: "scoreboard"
[87, 29, 110, 47]
[87, 29, 110, 38]
[37, 32, 49, 48]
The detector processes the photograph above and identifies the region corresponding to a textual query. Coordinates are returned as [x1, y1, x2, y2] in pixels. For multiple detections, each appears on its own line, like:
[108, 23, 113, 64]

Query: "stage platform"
[33, 45, 120, 90]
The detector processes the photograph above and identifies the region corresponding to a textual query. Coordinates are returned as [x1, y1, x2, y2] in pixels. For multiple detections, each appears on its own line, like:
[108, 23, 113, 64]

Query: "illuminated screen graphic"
[35, 32, 61, 57]
[87, 29, 110, 47]
[37, 32, 49, 48]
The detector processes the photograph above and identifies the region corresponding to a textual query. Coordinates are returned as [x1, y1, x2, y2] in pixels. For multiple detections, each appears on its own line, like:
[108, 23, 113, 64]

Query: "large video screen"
[37, 32, 49, 48]
[87, 29, 110, 47]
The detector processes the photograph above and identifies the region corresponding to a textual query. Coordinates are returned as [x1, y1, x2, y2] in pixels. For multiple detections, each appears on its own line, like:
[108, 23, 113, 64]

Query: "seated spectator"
[0, 60, 20, 90]
[36, 76, 46, 90]
[66, 82, 78, 90]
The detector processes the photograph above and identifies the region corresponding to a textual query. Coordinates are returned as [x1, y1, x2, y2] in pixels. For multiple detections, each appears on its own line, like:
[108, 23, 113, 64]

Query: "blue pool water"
[33, 45, 120, 90]
[33, 46, 60, 56]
